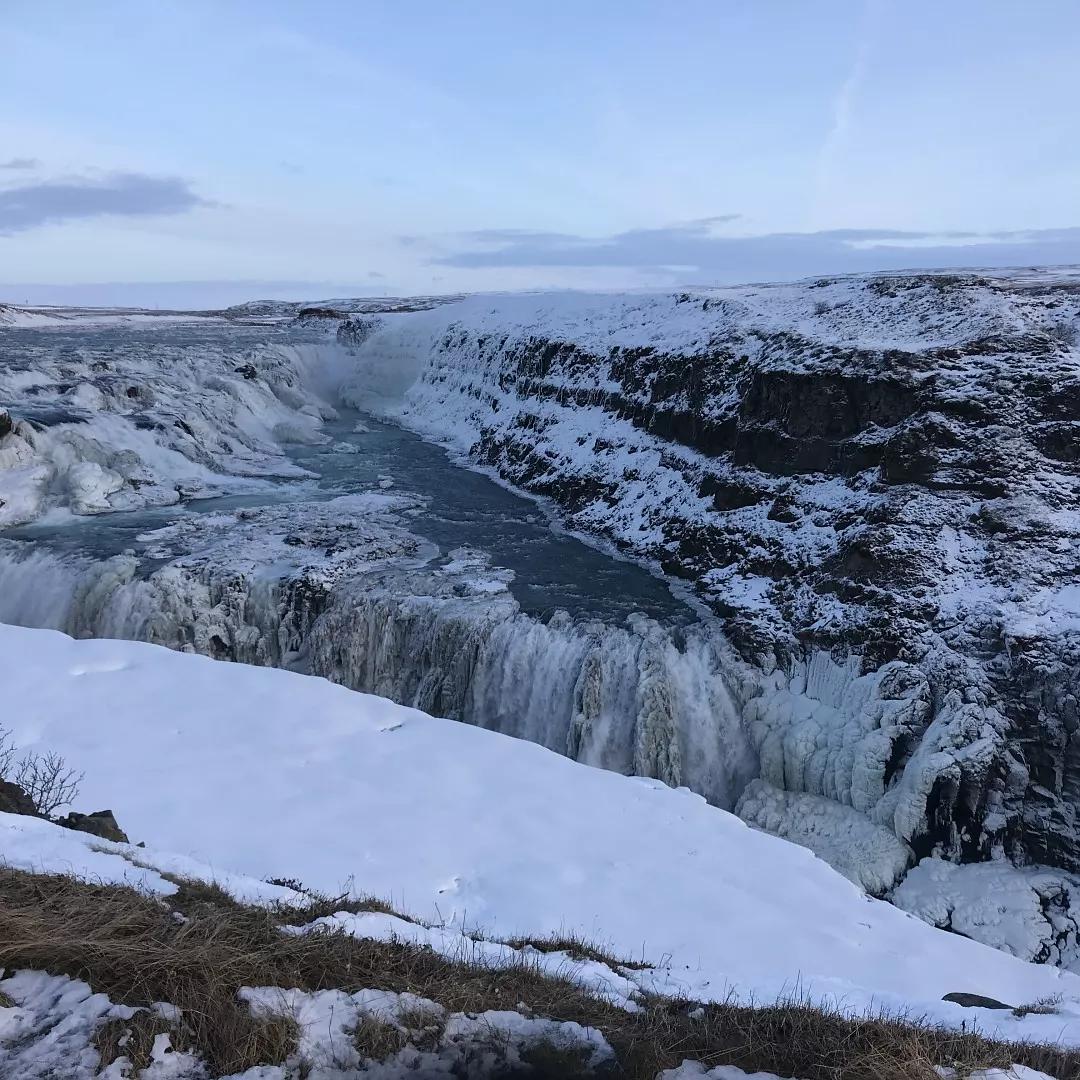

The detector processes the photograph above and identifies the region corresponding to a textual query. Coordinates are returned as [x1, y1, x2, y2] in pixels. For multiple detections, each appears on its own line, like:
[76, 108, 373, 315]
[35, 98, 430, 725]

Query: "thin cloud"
[0, 157, 40, 170]
[0, 172, 212, 235]
[810, 0, 887, 228]
[432, 219, 1080, 282]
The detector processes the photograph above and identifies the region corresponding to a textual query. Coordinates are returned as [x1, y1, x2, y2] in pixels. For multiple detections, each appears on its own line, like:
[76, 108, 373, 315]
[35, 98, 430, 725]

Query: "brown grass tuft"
[352, 1014, 408, 1063]
[0, 867, 1077, 1080]
[500, 930, 651, 971]
[93, 1012, 191, 1072]
[1013, 994, 1063, 1019]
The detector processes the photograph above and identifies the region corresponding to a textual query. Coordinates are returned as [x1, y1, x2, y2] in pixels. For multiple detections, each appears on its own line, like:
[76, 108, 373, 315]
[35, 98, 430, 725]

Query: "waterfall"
[0, 541, 757, 810]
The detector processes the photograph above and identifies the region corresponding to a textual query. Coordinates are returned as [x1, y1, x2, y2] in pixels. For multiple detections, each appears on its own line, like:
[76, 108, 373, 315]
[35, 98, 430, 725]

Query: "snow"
[3, 274, 1080, 978]
[242, 986, 614, 1076]
[284, 910, 643, 1009]
[0, 326, 336, 528]
[0, 811, 305, 907]
[0, 971, 136, 1079]
[2, 624, 1080, 1046]
[894, 858, 1080, 969]
[0, 968, 615, 1078]
[659, 1068, 796, 1080]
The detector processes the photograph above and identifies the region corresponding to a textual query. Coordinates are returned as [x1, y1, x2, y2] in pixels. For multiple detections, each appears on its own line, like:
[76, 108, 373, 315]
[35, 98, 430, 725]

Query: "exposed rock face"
[57, 809, 129, 844]
[0, 779, 38, 817]
[340, 271, 1080, 914]
[942, 992, 1014, 1011]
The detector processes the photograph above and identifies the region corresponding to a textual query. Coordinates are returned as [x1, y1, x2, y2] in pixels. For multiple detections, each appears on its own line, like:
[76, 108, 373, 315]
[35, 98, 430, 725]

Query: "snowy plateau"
[0, 270, 1079, 1076]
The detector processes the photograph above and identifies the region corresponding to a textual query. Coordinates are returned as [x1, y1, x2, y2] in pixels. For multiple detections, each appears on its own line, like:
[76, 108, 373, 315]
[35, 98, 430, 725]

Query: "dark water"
[3, 407, 694, 627]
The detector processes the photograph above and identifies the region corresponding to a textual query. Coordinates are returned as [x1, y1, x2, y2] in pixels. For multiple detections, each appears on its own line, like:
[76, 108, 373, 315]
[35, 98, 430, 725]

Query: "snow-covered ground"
[2, 622, 1079, 1048]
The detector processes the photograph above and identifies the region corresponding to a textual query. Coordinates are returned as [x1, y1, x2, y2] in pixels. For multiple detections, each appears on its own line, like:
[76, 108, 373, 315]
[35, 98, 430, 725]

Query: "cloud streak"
[431, 219, 1080, 283]
[0, 172, 211, 234]
[0, 157, 40, 171]
[811, 0, 886, 227]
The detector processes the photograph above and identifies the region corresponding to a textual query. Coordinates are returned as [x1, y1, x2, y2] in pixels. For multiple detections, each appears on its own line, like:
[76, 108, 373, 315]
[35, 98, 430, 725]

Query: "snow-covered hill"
[2, 622, 1078, 1048]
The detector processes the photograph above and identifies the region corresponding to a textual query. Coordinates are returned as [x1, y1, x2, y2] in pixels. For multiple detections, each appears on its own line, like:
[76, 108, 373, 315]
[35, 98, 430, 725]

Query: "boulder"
[0, 779, 38, 817]
[57, 809, 130, 844]
[0, 409, 12, 440]
[942, 992, 1013, 1011]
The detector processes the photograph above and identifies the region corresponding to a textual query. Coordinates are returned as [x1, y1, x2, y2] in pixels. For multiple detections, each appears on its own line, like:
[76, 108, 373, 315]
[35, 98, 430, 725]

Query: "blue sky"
[2, 0, 1079, 304]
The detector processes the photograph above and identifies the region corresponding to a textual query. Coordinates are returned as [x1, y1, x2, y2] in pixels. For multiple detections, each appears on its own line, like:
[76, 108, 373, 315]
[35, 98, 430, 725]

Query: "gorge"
[2, 268, 1078, 970]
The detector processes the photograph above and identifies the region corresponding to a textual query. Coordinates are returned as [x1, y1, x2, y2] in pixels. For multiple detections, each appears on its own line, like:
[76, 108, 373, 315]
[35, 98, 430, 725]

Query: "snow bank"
[2, 624, 1079, 1044]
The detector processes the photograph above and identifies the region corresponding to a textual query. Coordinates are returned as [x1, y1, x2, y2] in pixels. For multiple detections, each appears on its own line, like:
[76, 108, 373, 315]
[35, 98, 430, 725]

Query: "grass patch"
[352, 1014, 409, 1063]
[520, 1038, 596, 1078]
[0, 867, 1077, 1080]
[93, 1012, 191, 1072]
[279, 890, 400, 923]
[1014, 994, 1063, 1019]
[500, 930, 651, 971]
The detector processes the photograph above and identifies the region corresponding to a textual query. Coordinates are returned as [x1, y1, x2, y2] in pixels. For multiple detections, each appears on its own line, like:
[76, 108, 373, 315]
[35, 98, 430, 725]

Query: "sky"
[1, 0, 1079, 306]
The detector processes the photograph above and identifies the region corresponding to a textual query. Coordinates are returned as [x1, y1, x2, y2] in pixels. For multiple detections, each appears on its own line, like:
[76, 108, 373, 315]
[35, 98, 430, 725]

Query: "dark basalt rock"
[0, 779, 39, 817]
[0, 409, 12, 440]
[942, 992, 1014, 1011]
[57, 809, 130, 844]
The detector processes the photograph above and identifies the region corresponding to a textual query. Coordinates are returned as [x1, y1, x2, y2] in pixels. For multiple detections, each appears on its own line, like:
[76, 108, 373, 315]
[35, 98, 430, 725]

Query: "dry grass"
[0, 866, 1078, 1080]
[1014, 994, 1063, 1019]
[93, 1012, 192, 1072]
[520, 1038, 596, 1078]
[169, 873, 399, 924]
[500, 929, 652, 971]
[352, 1014, 409, 1063]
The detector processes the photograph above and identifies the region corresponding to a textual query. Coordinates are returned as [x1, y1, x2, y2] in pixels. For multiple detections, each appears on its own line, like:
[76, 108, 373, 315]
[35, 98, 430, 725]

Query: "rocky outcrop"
[56, 809, 129, 844]
[0, 779, 38, 817]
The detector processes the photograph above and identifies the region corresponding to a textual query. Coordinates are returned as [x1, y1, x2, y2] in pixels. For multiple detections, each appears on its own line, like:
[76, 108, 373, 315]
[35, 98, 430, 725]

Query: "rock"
[57, 810, 130, 844]
[942, 992, 1014, 1011]
[0, 779, 39, 817]
[234, 363, 259, 380]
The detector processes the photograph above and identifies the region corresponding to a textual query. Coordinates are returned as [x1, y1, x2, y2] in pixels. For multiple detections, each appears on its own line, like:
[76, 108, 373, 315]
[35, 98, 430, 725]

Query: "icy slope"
[334, 271, 1080, 923]
[2, 623, 1079, 1043]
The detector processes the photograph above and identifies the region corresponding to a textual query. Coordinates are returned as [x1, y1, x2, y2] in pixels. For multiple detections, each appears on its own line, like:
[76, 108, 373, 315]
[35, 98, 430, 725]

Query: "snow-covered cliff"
[331, 270, 1080, 954]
